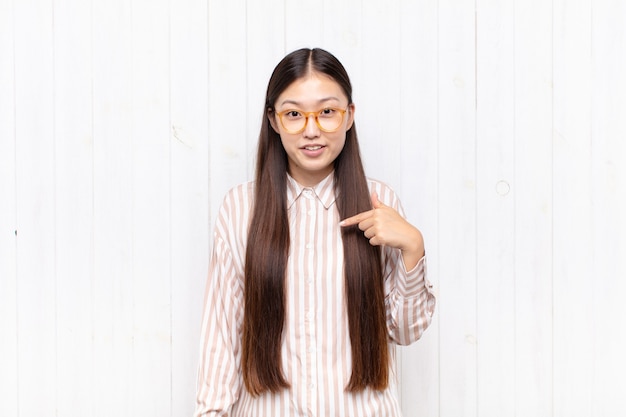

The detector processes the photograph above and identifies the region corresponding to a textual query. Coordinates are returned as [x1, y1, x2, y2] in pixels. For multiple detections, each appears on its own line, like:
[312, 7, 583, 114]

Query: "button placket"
[303, 189, 318, 413]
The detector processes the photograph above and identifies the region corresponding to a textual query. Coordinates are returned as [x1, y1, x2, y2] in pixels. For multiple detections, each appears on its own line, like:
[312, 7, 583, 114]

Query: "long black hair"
[242, 48, 388, 395]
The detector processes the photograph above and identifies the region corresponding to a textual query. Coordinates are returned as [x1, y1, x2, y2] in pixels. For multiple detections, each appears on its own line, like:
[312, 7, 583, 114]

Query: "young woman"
[195, 48, 436, 416]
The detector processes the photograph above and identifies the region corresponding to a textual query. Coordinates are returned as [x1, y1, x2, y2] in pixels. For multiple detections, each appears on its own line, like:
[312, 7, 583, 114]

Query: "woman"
[195, 48, 435, 416]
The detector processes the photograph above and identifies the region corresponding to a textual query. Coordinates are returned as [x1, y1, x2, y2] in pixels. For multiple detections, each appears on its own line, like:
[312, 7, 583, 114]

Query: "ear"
[346, 103, 356, 130]
[268, 109, 280, 133]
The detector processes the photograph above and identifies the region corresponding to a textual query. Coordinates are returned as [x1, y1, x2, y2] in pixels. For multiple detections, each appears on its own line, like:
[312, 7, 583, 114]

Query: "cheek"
[279, 135, 297, 152]
[333, 136, 347, 153]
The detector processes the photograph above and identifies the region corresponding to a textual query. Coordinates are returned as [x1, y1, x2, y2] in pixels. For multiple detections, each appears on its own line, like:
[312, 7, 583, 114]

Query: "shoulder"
[220, 181, 255, 211]
[214, 181, 255, 233]
[225, 180, 254, 199]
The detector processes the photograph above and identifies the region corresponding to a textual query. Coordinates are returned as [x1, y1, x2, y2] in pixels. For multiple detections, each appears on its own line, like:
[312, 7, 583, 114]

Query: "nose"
[303, 114, 320, 138]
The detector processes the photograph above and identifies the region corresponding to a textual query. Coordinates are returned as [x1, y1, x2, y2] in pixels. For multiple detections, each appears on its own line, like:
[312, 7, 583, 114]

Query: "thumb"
[371, 191, 384, 209]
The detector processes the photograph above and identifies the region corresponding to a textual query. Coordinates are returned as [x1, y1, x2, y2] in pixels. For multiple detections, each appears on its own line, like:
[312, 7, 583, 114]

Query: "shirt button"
[305, 311, 313, 321]
[308, 209, 315, 216]
[305, 243, 313, 249]
[308, 383, 315, 389]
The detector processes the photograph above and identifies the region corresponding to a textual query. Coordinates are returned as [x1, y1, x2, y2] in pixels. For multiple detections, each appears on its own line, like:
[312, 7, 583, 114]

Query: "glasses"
[276, 107, 348, 134]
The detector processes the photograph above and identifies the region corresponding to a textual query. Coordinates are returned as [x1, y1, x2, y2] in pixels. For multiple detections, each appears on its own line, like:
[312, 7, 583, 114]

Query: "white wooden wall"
[1, 0, 625, 416]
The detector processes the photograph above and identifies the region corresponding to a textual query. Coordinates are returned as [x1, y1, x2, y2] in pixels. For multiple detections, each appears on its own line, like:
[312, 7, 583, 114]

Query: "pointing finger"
[339, 209, 373, 227]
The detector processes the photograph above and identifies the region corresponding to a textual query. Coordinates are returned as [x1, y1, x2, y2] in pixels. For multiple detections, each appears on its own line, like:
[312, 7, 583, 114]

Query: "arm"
[339, 192, 424, 269]
[194, 235, 243, 417]
[339, 190, 435, 345]
[382, 252, 435, 345]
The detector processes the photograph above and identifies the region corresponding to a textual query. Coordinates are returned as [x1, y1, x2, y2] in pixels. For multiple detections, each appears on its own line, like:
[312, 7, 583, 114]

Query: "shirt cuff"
[397, 255, 434, 299]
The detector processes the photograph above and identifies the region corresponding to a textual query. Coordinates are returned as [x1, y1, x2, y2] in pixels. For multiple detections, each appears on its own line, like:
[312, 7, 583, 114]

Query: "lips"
[301, 144, 326, 157]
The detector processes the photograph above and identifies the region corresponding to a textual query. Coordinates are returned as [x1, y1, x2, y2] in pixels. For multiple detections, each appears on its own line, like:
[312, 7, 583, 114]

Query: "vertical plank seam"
[52, 0, 60, 412]
[436, 0, 441, 414]
[11, 0, 20, 413]
[585, 5, 593, 412]
[168, 0, 174, 414]
[512, 0, 518, 415]
[89, 0, 96, 415]
[550, 0, 555, 414]
[473, 1, 479, 416]
[207, 0, 214, 230]
[245, 0, 250, 180]
[129, 0, 136, 409]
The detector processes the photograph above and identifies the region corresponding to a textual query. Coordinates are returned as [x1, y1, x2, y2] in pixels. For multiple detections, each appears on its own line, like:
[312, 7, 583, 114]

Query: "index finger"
[339, 209, 374, 227]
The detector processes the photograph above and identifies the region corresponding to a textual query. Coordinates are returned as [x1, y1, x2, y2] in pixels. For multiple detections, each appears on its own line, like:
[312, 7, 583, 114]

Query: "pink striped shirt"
[195, 172, 436, 417]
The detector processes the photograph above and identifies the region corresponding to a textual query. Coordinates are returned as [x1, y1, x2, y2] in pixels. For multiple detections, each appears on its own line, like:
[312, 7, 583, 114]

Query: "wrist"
[400, 228, 425, 269]
[401, 228, 424, 254]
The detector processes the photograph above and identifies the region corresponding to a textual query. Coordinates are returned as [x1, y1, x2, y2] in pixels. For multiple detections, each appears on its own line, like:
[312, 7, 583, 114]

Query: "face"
[270, 72, 355, 187]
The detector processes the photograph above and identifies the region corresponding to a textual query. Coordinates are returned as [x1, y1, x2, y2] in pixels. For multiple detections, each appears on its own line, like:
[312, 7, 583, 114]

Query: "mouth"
[300, 144, 326, 157]
[302, 145, 324, 151]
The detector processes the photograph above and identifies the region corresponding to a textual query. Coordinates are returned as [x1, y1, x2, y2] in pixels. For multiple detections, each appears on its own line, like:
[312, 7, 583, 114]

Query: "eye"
[283, 110, 302, 119]
[319, 108, 336, 118]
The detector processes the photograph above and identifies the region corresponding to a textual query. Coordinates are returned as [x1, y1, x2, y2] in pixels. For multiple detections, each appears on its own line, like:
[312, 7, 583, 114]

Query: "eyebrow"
[279, 97, 342, 107]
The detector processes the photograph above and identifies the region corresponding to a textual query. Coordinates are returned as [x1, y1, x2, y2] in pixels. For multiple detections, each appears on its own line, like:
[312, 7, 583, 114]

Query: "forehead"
[276, 72, 347, 108]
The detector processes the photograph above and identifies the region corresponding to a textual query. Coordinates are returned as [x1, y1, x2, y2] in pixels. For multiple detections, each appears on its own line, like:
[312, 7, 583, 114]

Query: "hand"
[339, 192, 425, 269]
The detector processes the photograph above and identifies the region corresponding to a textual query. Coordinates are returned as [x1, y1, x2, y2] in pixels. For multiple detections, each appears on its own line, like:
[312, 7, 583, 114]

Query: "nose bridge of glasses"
[304, 111, 321, 133]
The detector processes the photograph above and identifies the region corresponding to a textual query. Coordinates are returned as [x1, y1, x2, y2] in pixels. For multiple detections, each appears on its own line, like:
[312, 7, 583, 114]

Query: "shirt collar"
[286, 172, 337, 210]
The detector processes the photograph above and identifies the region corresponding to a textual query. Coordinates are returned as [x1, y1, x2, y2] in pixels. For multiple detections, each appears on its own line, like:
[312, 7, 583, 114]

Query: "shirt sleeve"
[384, 252, 436, 346]
[194, 232, 244, 416]
[368, 179, 436, 346]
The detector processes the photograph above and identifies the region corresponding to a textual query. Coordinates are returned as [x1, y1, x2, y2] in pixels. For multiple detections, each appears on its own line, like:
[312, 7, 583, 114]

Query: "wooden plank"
[437, 1, 477, 416]
[129, 0, 172, 414]
[320, 0, 362, 93]
[513, 0, 554, 415]
[169, 0, 210, 414]
[552, 0, 594, 415]
[284, 0, 323, 50]
[397, 0, 440, 416]
[246, 0, 285, 177]
[590, 0, 626, 414]
[52, 0, 94, 416]
[207, 0, 249, 225]
[0, 1, 18, 415]
[13, 0, 57, 414]
[475, 0, 516, 416]
[92, 0, 134, 415]
[358, 1, 402, 186]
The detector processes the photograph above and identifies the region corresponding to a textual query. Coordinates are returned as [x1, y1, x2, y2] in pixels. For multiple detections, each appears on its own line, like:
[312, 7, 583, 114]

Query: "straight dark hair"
[242, 48, 388, 395]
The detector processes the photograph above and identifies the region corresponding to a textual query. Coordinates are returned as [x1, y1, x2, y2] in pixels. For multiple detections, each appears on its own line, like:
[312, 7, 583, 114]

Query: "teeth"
[305, 146, 322, 151]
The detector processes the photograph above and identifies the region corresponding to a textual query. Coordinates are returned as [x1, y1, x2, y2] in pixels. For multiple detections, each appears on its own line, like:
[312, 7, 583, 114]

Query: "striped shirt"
[195, 172, 436, 417]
